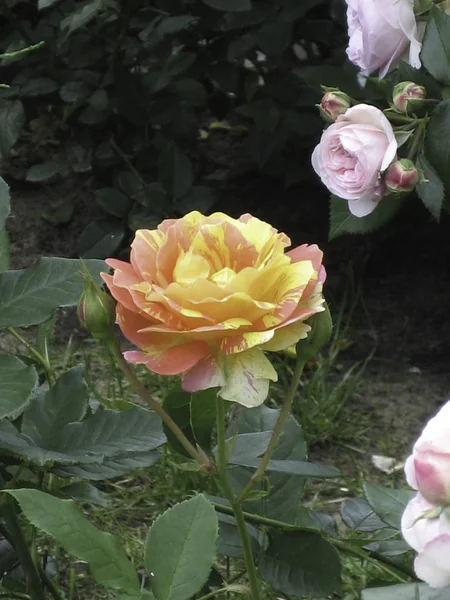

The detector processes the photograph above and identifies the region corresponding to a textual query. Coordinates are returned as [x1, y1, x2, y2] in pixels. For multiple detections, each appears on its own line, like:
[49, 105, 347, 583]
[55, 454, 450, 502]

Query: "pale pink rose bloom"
[405, 400, 450, 506]
[345, 0, 421, 78]
[311, 104, 397, 217]
[401, 493, 450, 588]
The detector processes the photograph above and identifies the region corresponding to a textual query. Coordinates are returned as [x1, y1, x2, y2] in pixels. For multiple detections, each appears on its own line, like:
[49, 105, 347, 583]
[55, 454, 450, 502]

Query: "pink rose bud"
[404, 399, 450, 507]
[318, 91, 351, 122]
[385, 158, 419, 193]
[393, 81, 426, 113]
[78, 263, 116, 342]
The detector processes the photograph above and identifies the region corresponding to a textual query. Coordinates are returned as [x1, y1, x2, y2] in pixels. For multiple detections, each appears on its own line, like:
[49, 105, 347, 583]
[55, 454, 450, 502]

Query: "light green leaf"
[50, 406, 166, 458]
[259, 531, 341, 597]
[217, 513, 261, 558]
[0, 257, 105, 329]
[62, 482, 107, 507]
[340, 498, 389, 532]
[362, 582, 450, 600]
[7, 489, 140, 593]
[144, 494, 218, 600]
[364, 483, 414, 530]
[0, 100, 25, 157]
[0, 176, 10, 232]
[0, 356, 38, 419]
[227, 405, 307, 520]
[53, 450, 160, 480]
[421, 6, 450, 85]
[21, 367, 88, 446]
[229, 456, 340, 477]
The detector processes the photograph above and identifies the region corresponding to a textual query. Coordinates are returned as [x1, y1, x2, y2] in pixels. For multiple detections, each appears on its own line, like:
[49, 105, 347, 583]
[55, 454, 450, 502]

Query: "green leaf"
[158, 142, 194, 199]
[59, 81, 90, 103]
[425, 99, 450, 192]
[217, 513, 261, 558]
[226, 405, 307, 520]
[259, 531, 341, 597]
[162, 385, 196, 457]
[190, 388, 217, 451]
[255, 20, 292, 56]
[60, 0, 103, 35]
[0, 100, 24, 157]
[62, 482, 107, 507]
[421, 6, 450, 85]
[50, 406, 166, 459]
[145, 494, 218, 600]
[76, 219, 124, 259]
[340, 498, 389, 532]
[21, 78, 59, 97]
[0, 419, 100, 466]
[0, 356, 38, 419]
[95, 188, 132, 218]
[0, 257, 105, 329]
[157, 16, 198, 35]
[53, 450, 160, 480]
[0, 230, 10, 274]
[223, 432, 272, 461]
[362, 582, 450, 600]
[202, 0, 251, 11]
[0, 176, 10, 232]
[229, 456, 340, 477]
[175, 186, 215, 216]
[329, 196, 404, 240]
[171, 79, 207, 107]
[38, 0, 61, 9]
[416, 153, 445, 221]
[21, 367, 88, 446]
[7, 489, 140, 593]
[36, 313, 56, 361]
[363, 483, 414, 530]
[25, 160, 61, 183]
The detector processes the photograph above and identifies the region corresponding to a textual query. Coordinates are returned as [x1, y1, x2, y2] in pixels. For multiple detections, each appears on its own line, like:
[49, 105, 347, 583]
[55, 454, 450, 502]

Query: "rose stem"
[236, 357, 306, 503]
[215, 397, 261, 600]
[109, 339, 212, 470]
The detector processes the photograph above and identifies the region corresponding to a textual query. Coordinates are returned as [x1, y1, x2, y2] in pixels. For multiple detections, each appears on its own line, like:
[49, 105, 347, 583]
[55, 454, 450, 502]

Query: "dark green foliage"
[0, 0, 344, 255]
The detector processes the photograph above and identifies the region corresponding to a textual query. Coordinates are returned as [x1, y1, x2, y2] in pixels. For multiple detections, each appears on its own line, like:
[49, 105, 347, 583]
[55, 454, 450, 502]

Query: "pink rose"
[405, 400, 450, 507]
[346, 0, 421, 79]
[401, 493, 450, 588]
[311, 104, 397, 217]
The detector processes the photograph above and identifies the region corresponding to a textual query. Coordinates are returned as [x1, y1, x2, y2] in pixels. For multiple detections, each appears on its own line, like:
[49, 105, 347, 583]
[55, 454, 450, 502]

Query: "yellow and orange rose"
[102, 211, 326, 407]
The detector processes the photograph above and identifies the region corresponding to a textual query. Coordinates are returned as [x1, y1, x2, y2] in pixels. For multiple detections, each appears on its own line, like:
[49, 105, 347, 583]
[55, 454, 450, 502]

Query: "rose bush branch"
[108, 338, 213, 470]
[215, 397, 261, 600]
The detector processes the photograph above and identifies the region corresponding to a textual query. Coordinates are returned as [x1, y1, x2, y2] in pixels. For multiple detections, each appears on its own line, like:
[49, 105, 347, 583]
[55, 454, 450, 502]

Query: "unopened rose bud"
[318, 91, 351, 122]
[295, 302, 332, 362]
[78, 264, 116, 341]
[385, 158, 419, 193]
[393, 81, 426, 113]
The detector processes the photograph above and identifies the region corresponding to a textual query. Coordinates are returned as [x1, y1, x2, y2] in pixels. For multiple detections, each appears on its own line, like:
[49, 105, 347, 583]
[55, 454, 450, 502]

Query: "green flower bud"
[295, 302, 333, 362]
[78, 264, 116, 341]
[392, 81, 426, 113]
